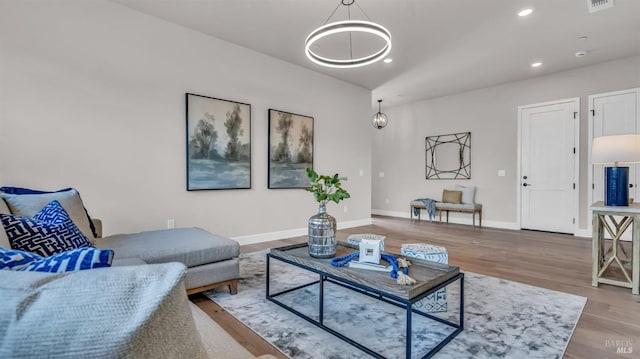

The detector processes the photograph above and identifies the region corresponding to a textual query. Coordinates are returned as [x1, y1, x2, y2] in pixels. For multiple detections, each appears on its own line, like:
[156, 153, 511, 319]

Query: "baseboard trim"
[230, 217, 373, 245]
[574, 229, 591, 238]
[371, 209, 520, 230]
[231, 228, 306, 246]
[338, 218, 374, 230]
[371, 209, 410, 218]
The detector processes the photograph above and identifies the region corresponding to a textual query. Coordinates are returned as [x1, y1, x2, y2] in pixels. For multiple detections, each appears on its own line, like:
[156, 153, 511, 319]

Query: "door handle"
[630, 184, 634, 188]
[523, 175, 528, 180]
[523, 183, 530, 187]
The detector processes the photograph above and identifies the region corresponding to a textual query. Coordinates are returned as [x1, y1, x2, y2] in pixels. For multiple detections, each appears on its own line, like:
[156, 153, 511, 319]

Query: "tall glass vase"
[308, 203, 337, 258]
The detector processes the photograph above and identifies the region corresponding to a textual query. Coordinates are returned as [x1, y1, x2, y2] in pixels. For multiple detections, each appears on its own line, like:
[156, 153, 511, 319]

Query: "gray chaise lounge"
[95, 223, 240, 295]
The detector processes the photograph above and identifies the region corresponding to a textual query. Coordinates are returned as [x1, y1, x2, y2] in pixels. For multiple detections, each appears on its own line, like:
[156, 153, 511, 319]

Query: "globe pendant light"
[305, 0, 392, 69]
[372, 99, 388, 129]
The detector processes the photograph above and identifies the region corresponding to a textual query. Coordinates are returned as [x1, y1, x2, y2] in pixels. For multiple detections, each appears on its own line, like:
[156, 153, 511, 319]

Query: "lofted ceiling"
[112, 0, 640, 106]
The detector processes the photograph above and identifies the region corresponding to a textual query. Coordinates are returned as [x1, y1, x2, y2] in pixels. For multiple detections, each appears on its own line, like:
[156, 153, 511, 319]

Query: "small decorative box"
[347, 234, 385, 251]
[401, 243, 448, 313]
[400, 243, 448, 263]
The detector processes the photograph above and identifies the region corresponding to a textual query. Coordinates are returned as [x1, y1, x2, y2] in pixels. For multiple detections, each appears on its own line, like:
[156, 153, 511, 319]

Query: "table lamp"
[591, 134, 640, 206]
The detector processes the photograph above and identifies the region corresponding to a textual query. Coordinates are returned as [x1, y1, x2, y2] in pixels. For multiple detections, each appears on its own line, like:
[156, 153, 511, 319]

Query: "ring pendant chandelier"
[305, 0, 392, 69]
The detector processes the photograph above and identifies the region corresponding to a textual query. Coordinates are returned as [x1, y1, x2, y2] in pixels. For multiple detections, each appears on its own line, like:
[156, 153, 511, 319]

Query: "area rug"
[205, 250, 586, 359]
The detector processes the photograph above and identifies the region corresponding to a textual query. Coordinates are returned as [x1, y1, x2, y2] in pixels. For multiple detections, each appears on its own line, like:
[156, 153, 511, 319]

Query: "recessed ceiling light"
[384, 58, 393, 63]
[518, 8, 534, 17]
[531, 62, 543, 68]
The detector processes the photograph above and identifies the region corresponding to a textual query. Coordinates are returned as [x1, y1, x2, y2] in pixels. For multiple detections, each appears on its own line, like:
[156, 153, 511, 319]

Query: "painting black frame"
[185, 93, 251, 191]
[268, 109, 314, 189]
[425, 132, 471, 180]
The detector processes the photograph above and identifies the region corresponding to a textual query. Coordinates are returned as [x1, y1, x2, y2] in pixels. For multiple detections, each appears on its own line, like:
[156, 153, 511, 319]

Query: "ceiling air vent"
[587, 0, 614, 13]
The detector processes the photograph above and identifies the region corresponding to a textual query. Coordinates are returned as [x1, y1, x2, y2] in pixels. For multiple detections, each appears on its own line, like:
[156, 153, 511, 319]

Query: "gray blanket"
[0, 262, 206, 359]
[414, 198, 437, 220]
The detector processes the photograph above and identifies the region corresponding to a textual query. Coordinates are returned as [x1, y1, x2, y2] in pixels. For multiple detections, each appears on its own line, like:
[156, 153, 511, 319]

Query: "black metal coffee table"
[266, 242, 464, 359]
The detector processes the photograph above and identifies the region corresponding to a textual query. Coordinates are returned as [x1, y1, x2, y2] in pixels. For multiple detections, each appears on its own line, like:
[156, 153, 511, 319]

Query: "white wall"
[372, 56, 640, 231]
[0, 1, 372, 243]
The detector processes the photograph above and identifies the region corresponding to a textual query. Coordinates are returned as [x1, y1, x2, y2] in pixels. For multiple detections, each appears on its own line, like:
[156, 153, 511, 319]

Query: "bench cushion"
[411, 201, 482, 210]
[97, 227, 239, 268]
[435, 203, 482, 211]
[410, 200, 429, 208]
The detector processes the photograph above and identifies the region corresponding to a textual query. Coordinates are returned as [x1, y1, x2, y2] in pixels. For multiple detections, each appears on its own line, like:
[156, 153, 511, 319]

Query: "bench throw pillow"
[0, 200, 92, 257]
[442, 189, 462, 204]
[455, 185, 476, 205]
[0, 188, 96, 241]
[0, 247, 113, 273]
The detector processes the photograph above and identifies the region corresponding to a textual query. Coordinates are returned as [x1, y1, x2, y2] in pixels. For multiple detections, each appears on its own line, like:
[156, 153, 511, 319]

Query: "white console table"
[591, 201, 640, 295]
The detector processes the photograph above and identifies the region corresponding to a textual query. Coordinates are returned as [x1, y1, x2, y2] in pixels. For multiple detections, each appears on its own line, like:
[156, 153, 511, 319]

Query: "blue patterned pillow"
[0, 200, 92, 257]
[20, 247, 113, 273]
[0, 247, 42, 270]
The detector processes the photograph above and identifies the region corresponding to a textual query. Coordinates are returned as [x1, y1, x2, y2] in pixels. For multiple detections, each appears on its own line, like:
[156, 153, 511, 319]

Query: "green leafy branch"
[305, 168, 351, 206]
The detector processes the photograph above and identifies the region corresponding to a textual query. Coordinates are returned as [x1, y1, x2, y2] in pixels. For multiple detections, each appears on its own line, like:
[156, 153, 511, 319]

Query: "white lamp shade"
[591, 134, 640, 164]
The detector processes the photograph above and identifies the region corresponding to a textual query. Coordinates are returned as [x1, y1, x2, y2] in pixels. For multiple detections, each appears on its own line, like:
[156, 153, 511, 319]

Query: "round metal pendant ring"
[305, 20, 392, 69]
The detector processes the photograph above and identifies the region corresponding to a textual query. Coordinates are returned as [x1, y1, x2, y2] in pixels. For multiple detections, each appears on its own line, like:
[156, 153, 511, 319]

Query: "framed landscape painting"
[268, 109, 314, 189]
[186, 93, 251, 190]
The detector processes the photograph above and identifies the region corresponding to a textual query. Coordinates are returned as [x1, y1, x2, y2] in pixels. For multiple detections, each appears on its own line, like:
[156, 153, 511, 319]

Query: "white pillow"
[455, 185, 476, 204]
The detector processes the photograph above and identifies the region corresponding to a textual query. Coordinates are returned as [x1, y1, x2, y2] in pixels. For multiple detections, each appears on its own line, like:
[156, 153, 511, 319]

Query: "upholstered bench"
[401, 243, 448, 313]
[410, 201, 483, 227]
[411, 186, 482, 227]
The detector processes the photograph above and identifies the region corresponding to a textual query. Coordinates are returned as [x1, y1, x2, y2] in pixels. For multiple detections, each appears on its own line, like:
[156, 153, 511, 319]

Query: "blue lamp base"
[605, 166, 629, 206]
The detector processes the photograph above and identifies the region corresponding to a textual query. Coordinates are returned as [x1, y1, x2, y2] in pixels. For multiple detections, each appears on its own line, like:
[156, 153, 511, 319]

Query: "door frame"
[517, 97, 580, 234]
[587, 88, 640, 235]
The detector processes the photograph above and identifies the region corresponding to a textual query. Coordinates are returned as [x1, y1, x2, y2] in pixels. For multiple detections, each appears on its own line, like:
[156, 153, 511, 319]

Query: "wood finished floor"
[192, 215, 640, 359]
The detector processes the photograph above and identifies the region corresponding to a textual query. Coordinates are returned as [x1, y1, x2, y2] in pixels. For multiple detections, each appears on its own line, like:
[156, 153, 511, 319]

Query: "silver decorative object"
[308, 203, 337, 258]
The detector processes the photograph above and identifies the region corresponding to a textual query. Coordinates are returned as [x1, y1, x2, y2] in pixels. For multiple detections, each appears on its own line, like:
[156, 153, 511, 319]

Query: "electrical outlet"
[378, 172, 385, 178]
[343, 206, 348, 213]
[359, 169, 364, 176]
[498, 170, 506, 177]
[167, 219, 175, 229]
[385, 198, 389, 204]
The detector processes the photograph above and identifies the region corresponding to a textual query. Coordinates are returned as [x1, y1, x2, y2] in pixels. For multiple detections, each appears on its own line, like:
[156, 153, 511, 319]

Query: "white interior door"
[520, 100, 577, 234]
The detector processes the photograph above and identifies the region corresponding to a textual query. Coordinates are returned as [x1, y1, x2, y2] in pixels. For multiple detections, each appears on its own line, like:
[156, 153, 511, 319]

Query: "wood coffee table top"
[269, 242, 460, 301]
